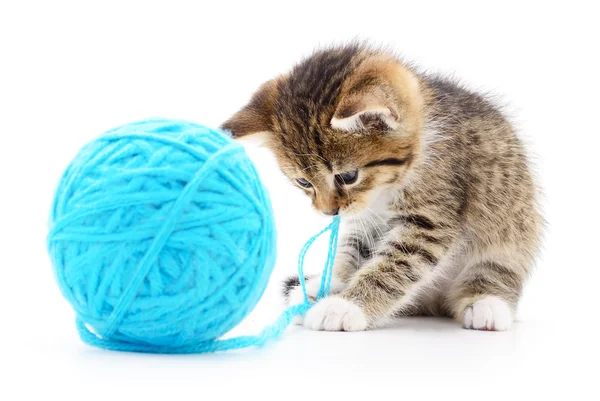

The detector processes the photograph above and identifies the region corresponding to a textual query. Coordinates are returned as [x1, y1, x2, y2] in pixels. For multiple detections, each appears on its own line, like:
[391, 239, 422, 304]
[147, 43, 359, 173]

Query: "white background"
[1, 1, 598, 399]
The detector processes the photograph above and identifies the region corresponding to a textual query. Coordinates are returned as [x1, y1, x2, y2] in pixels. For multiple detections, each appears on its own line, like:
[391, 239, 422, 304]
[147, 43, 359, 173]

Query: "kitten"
[221, 43, 543, 331]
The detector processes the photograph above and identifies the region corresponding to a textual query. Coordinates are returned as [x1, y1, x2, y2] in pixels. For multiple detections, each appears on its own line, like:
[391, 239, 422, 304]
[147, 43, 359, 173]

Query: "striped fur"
[222, 42, 543, 331]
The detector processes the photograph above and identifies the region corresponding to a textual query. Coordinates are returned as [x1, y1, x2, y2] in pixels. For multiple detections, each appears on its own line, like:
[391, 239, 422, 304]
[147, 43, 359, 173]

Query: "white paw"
[463, 296, 513, 331]
[303, 296, 368, 331]
[287, 276, 347, 326]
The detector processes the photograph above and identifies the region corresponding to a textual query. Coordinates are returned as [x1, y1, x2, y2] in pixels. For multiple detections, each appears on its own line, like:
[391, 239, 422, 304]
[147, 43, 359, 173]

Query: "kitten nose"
[324, 207, 339, 216]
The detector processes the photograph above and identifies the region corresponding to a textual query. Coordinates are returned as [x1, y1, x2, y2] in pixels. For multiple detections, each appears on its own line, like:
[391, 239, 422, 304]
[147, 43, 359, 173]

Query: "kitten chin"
[221, 42, 543, 332]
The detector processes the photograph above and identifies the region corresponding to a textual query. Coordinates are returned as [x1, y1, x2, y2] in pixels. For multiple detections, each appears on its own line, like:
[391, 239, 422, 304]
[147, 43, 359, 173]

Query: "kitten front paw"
[303, 296, 368, 331]
[463, 296, 513, 331]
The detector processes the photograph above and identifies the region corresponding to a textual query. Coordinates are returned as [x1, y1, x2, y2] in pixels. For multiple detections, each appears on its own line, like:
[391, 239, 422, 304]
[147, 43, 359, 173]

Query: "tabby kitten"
[221, 43, 542, 331]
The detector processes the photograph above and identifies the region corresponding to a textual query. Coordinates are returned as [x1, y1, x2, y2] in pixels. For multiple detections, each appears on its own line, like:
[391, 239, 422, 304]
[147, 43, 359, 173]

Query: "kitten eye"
[336, 169, 359, 185]
[296, 178, 312, 188]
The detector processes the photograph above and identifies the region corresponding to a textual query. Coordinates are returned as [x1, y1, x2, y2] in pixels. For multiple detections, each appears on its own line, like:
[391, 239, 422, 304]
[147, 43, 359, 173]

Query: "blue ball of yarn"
[47, 119, 277, 352]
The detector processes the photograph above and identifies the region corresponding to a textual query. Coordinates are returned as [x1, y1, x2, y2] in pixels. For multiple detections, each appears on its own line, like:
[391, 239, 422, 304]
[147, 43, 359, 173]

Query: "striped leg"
[282, 220, 391, 328]
[303, 214, 456, 331]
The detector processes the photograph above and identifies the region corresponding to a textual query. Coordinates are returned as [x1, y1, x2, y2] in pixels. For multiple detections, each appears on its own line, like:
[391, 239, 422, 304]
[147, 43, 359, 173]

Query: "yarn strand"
[296, 216, 340, 304]
[76, 216, 341, 354]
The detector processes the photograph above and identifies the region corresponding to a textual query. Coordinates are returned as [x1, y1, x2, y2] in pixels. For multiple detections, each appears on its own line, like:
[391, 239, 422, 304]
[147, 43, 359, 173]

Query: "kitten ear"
[331, 90, 400, 132]
[221, 79, 278, 140]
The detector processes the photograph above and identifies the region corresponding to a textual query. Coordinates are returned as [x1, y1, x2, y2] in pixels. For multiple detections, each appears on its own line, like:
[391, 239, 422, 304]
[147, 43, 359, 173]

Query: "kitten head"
[222, 44, 426, 216]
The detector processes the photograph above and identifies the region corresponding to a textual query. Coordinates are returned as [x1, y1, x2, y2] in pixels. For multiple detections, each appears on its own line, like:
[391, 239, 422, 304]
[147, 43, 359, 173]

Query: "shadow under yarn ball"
[47, 119, 277, 352]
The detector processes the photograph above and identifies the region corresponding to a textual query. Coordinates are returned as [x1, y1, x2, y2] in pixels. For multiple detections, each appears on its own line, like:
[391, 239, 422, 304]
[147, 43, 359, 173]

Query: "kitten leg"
[282, 235, 364, 324]
[281, 213, 384, 308]
[449, 260, 525, 331]
[303, 222, 456, 331]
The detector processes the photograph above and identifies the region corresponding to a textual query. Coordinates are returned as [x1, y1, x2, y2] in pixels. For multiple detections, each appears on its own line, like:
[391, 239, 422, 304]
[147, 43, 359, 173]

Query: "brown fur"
[221, 42, 543, 330]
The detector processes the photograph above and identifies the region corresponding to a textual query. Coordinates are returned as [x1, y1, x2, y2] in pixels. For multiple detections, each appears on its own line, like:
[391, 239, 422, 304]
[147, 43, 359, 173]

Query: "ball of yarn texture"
[47, 119, 277, 351]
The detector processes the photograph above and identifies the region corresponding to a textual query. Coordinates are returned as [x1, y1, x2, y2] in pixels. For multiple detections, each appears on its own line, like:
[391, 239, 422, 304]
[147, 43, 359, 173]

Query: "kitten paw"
[463, 296, 513, 331]
[303, 296, 368, 331]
